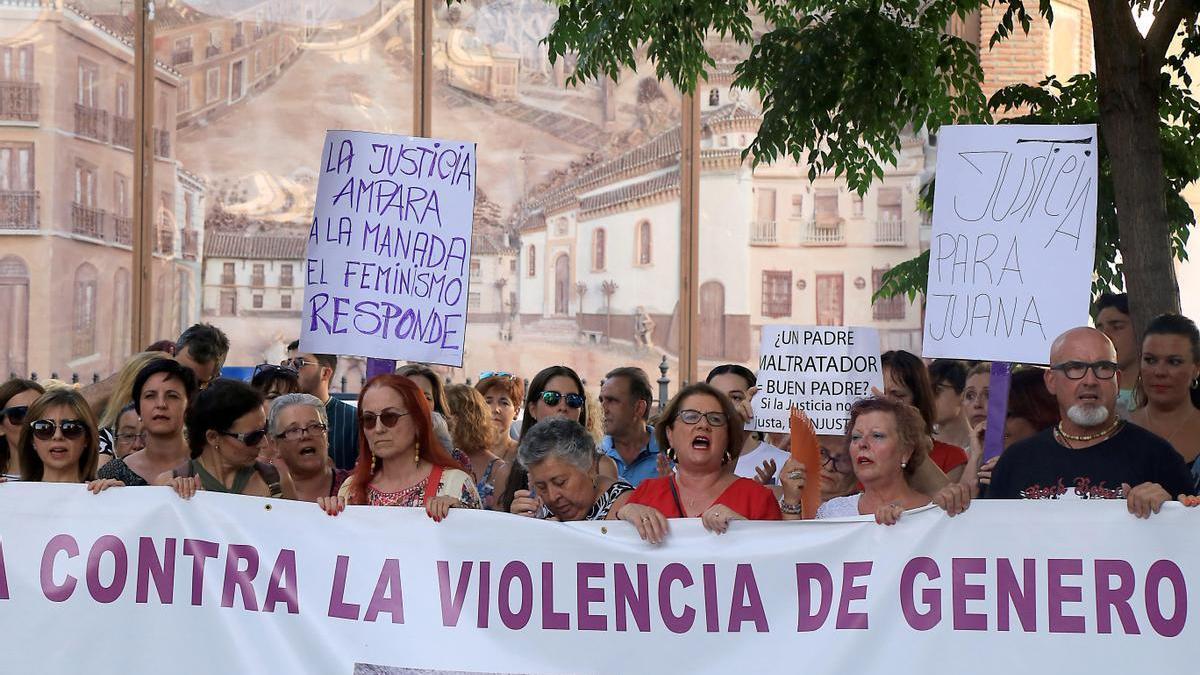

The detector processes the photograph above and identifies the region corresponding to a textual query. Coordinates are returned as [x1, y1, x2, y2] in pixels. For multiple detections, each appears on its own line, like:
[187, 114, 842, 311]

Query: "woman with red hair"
[317, 374, 481, 520]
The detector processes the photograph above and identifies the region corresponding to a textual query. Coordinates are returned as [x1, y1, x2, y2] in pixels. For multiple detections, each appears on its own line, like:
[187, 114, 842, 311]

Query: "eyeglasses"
[218, 428, 269, 447]
[540, 391, 585, 409]
[274, 422, 328, 441]
[361, 410, 410, 430]
[677, 409, 728, 427]
[281, 358, 318, 370]
[1, 405, 28, 425]
[479, 371, 512, 380]
[821, 445, 853, 474]
[31, 419, 88, 441]
[115, 432, 147, 445]
[254, 363, 298, 379]
[1050, 360, 1119, 380]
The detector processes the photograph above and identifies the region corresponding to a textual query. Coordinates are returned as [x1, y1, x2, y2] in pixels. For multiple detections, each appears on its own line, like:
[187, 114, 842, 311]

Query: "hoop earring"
[722, 450, 732, 465]
[1192, 377, 1199, 390]
[665, 447, 677, 463]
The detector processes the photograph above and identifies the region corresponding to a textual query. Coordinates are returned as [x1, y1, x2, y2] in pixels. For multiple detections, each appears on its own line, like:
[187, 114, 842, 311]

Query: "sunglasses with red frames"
[31, 419, 87, 441]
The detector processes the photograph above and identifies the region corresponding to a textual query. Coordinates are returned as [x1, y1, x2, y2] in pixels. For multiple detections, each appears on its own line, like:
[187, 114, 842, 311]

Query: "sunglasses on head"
[218, 428, 269, 447]
[31, 419, 87, 441]
[540, 391, 585, 409]
[361, 410, 410, 430]
[479, 371, 513, 380]
[254, 363, 298, 379]
[1, 405, 28, 425]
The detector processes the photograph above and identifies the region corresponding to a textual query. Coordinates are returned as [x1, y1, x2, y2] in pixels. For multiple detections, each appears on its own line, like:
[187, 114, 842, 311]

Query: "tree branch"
[1144, 0, 1196, 71]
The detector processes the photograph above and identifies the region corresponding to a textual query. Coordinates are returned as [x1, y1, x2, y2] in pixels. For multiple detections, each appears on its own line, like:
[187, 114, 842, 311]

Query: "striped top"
[325, 396, 360, 471]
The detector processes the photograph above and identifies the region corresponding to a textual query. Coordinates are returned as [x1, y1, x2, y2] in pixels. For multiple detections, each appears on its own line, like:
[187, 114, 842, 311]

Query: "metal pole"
[132, 0, 156, 349]
[678, 91, 700, 383]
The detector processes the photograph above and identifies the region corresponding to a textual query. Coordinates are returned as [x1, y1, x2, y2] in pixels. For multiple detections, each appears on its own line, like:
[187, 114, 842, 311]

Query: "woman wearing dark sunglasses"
[12, 388, 121, 492]
[0, 378, 44, 480]
[496, 365, 599, 512]
[158, 378, 295, 500]
[318, 374, 480, 520]
[614, 383, 782, 543]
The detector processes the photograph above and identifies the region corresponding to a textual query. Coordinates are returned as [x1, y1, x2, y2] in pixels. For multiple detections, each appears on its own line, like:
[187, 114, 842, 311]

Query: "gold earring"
[414, 440, 421, 465]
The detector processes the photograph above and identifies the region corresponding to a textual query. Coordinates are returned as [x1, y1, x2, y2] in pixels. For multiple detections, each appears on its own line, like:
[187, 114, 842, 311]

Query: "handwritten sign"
[300, 130, 477, 367]
[750, 326, 883, 435]
[923, 124, 1097, 364]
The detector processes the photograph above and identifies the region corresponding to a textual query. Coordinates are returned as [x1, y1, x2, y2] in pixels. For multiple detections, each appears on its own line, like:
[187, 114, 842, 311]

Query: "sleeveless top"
[173, 459, 283, 497]
[476, 458, 502, 510]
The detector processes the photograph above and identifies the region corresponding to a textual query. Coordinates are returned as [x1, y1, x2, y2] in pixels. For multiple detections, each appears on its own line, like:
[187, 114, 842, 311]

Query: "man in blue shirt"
[599, 366, 660, 486]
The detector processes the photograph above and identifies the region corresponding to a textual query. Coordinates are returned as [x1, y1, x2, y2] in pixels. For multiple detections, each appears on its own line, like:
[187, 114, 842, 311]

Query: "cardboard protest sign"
[301, 130, 477, 367]
[923, 124, 1097, 365]
[750, 326, 883, 435]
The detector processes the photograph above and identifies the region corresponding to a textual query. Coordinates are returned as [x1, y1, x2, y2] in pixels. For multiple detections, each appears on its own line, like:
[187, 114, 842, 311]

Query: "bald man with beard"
[986, 327, 1194, 517]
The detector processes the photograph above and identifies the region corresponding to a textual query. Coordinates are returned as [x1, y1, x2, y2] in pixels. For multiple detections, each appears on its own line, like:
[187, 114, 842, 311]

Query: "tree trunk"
[1089, 1, 1182, 337]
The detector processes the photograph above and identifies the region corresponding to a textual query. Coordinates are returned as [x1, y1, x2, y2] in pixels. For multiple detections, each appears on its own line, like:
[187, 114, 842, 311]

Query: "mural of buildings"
[90, 0, 308, 131]
[514, 72, 929, 364]
[0, 2, 200, 379]
[199, 229, 365, 389]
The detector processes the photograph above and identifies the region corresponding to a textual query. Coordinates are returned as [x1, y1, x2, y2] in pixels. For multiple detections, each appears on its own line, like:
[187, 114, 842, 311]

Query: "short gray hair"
[517, 418, 598, 472]
[268, 393, 327, 435]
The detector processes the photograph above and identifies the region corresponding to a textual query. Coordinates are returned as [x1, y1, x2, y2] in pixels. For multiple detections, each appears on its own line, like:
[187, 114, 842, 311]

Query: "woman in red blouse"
[615, 383, 781, 543]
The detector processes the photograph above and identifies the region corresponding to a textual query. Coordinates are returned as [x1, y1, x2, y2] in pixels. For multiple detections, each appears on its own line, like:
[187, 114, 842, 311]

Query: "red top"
[930, 440, 968, 473]
[627, 476, 782, 520]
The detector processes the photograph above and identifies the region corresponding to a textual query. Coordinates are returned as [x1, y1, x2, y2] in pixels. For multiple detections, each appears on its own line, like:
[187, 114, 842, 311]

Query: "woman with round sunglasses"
[158, 378, 295, 500]
[12, 388, 122, 492]
[495, 365, 600, 512]
[318, 374, 480, 520]
[614, 383, 782, 543]
[0, 378, 44, 480]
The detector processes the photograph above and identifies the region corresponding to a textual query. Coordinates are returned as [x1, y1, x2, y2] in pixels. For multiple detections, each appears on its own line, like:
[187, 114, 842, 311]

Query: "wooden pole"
[368, 0, 435, 381]
[413, 0, 432, 137]
[131, 0, 155, 349]
[678, 91, 701, 384]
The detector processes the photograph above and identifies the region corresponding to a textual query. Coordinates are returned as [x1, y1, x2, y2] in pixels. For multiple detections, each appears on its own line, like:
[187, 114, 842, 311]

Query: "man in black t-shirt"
[986, 327, 1194, 516]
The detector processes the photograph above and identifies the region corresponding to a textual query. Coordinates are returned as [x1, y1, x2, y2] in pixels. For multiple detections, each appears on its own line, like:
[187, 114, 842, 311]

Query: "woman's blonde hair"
[445, 384, 497, 454]
[100, 352, 173, 429]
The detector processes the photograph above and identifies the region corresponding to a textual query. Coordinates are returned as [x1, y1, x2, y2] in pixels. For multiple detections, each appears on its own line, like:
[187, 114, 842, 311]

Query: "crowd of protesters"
[2, 291, 1198, 538]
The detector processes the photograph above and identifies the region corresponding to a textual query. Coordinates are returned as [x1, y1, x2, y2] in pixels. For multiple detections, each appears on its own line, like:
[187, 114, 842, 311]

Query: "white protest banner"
[751, 325, 883, 434]
[1, 485, 1196, 674]
[923, 124, 1097, 364]
[302, 130, 477, 367]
